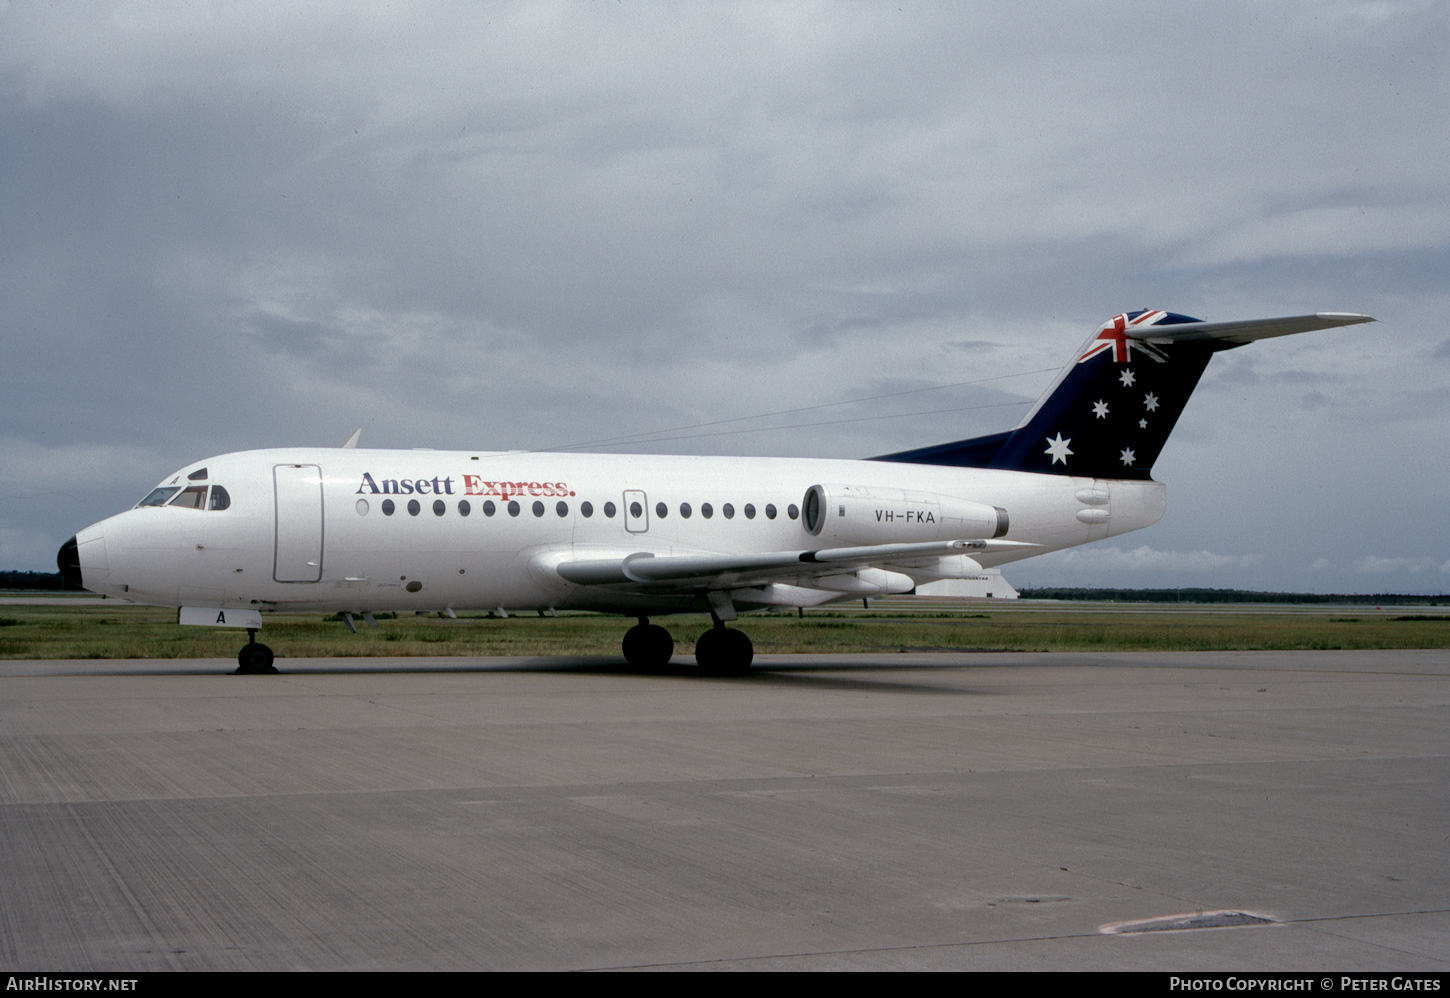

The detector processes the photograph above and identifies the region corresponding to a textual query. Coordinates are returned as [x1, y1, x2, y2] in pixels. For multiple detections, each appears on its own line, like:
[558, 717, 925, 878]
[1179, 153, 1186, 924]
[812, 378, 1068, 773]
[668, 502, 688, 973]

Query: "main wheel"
[236, 642, 277, 674]
[622, 623, 674, 670]
[694, 627, 753, 675]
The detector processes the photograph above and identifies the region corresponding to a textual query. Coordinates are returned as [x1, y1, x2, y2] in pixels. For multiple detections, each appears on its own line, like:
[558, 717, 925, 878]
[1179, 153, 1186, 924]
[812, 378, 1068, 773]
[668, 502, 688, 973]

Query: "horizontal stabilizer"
[875, 309, 1375, 477]
[1128, 312, 1374, 345]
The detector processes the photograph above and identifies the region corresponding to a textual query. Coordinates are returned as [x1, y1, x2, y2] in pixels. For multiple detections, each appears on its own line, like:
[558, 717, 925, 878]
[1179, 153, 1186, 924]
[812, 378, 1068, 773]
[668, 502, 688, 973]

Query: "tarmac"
[0, 649, 1445, 971]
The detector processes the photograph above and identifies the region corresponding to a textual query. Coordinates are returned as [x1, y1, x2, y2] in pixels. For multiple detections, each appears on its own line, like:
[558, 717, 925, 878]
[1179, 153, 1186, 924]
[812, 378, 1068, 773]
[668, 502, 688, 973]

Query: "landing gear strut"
[694, 622, 753, 675]
[235, 628, 277, 674]
[622, 617, 674, 670]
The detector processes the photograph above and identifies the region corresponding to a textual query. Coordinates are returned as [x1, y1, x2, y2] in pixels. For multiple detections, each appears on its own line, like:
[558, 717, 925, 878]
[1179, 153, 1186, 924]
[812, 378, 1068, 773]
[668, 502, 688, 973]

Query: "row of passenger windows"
[357, 497, 801, 522]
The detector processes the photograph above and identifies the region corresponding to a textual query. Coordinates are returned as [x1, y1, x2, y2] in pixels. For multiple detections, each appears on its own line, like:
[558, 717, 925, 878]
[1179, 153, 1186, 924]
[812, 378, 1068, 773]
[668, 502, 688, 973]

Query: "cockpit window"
[138, 484, 231, 510]
[187, 468, 208, 481]
[138, 487, 180, 507]
[169, 485, 208, 509]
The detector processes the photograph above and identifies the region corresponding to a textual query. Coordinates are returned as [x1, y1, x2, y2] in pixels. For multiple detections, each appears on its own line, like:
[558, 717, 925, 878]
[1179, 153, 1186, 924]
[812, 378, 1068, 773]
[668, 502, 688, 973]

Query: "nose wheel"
[235, 629, 278, 674]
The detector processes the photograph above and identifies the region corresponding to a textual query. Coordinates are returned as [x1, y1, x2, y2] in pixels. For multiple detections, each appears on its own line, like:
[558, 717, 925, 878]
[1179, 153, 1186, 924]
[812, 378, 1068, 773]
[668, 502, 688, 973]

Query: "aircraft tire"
[622, 624, 673, 670]
[236, 642, 277, 674]
[695, 627, 753, 675]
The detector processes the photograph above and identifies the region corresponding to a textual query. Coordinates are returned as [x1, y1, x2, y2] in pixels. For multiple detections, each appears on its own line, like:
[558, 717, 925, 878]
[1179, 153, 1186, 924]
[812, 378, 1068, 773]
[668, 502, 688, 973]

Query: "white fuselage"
[71, 448, 1165, 615]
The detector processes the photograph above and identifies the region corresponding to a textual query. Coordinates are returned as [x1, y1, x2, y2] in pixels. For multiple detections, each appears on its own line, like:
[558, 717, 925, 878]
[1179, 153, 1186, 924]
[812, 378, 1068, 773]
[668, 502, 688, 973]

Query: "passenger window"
[723, 503, 735, 519]
[701, 503, 713, 519]
[556, 501, 568, 517]
[433, 499, 446, 516]
[458, 500, 471, 516]
[765, 503, 777, 520]
[483, 500, 496, 516]
[680, 502, 691, 519]
[407, 499, 421, 516]
[169, 485, 208, 509]
[208, 486, 231, 511]
[382, 499, 396, 516]
[629, 501, 641, 519]
[508, 500, 520, 517]
[655, 502, 667, 519]
[787, 503, 798, 520]
[744, 503, 756, 519]
[581, 501, 594, 518]
[532, 501, 545, 517]
[605, 502, 617, 517]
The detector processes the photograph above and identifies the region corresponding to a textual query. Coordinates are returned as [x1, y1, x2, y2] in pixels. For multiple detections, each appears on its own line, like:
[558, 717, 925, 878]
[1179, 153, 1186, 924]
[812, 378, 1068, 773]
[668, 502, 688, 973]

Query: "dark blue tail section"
[873, 310, 1229, 479]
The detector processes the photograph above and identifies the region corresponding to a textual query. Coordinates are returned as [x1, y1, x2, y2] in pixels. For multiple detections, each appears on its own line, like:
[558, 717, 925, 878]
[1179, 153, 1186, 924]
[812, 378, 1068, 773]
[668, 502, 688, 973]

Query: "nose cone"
[57, 535, 85, 590]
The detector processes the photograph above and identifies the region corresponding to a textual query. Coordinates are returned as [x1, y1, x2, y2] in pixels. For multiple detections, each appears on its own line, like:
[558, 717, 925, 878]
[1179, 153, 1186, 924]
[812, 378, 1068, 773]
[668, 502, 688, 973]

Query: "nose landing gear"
[235, 629, 277, 674]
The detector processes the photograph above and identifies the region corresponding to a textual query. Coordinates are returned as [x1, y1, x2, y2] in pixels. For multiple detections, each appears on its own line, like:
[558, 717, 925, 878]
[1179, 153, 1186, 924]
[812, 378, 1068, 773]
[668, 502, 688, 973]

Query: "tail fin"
[874, 310, 1374, 479]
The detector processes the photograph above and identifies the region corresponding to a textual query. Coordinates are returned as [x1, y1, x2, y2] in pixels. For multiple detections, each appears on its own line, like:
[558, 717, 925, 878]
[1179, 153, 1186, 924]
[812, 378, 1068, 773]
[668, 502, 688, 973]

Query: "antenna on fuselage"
[341, 428, 361, 449]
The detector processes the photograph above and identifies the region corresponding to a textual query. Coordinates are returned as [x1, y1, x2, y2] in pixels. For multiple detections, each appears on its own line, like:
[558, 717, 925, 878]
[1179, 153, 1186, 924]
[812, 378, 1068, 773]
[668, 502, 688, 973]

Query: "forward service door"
[274, 464, 324, 582]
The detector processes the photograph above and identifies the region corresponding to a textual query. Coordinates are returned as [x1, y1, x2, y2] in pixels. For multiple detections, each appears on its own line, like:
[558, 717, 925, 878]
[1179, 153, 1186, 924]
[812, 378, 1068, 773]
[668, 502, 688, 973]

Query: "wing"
[549, 538, 1037, 595]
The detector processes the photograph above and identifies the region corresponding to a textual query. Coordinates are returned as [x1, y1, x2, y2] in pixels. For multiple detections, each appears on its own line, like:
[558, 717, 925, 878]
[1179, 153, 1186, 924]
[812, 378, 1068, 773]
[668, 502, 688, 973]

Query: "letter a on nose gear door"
[623, 490, 648, 533]
[275, 464, 324, 582]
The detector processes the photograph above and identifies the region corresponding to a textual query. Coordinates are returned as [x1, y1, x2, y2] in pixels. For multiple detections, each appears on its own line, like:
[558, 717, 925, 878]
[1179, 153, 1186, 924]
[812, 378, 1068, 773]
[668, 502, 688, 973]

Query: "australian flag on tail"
[875, 310, 1226, 480]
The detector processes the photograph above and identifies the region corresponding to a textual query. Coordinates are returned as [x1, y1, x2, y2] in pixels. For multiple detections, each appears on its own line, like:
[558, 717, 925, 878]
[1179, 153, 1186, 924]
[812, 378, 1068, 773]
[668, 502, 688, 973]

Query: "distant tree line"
[1018, 587, 1447, 605]
[1, 571, 71, 590]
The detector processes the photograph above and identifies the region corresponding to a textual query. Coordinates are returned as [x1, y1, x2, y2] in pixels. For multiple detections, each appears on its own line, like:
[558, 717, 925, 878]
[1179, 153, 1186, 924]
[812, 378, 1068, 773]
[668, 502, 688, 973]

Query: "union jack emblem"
[1078, 311, 1170, 365]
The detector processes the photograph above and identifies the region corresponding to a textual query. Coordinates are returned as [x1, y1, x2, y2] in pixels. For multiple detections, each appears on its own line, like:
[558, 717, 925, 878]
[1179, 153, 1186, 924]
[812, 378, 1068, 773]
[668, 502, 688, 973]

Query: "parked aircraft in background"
[58, 310, 1373, 674]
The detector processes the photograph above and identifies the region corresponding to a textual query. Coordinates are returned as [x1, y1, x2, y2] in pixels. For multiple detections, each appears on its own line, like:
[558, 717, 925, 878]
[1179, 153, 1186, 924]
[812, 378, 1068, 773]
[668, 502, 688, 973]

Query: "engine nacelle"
[801, 484, 1008, 547]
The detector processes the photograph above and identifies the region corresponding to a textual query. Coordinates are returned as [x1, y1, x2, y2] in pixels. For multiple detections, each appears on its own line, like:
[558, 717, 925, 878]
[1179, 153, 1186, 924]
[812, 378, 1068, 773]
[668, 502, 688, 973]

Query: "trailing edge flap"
[553, 538, 1038, 588]
[1127, 312, 1373, 346]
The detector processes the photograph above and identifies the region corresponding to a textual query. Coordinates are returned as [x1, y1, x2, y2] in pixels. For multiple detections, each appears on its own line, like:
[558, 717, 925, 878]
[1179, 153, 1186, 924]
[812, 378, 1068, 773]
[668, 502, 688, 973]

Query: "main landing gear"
[620, 616, 754, 675]
[622, 617, 675, 671]
[695, 621, 753, 676]
[235, 628, 277, 674]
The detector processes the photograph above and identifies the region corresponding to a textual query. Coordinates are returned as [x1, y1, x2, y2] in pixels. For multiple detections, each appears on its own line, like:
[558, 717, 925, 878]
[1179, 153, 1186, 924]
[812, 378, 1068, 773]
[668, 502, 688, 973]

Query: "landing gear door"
[623, 489, 648, 534]
[274, 464, 324, 582]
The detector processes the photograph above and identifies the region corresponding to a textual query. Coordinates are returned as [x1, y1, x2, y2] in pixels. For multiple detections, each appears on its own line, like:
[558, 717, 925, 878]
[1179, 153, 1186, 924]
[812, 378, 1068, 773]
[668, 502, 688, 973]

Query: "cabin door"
[274, 464, 324, 582]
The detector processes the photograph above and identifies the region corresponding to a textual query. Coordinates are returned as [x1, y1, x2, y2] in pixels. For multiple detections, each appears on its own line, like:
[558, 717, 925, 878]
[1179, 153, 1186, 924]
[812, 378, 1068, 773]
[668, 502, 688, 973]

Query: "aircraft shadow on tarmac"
[32, 655, 995, 694]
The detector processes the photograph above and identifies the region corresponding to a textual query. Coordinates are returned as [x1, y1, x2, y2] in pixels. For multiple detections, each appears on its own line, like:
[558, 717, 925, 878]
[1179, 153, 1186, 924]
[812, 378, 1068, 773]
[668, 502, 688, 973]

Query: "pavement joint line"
[591, 930, 1113, 971]
[600, 908, 1450, 971]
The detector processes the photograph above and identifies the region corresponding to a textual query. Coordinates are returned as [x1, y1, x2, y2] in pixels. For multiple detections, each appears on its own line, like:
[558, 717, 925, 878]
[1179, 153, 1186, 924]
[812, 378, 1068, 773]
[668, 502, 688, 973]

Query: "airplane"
[57, 309, 1373, 675]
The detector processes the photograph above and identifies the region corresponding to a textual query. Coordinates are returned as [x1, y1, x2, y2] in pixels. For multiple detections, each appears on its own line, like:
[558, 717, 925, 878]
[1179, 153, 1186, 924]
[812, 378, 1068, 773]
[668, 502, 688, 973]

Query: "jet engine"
[801, 484, 1008, 547]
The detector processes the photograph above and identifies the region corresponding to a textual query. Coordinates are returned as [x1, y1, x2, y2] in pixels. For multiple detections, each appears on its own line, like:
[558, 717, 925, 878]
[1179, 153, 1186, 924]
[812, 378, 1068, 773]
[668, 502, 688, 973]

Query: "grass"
[1, 600, 1447, 660]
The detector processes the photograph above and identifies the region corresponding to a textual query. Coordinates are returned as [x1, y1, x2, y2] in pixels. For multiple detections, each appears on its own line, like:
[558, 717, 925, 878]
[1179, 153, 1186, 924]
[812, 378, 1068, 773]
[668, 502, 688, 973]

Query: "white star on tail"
[1044, 433, 1073, 465]
[1144, 393, 1160, 412]
[1138, 418, 1148, 429]
[1119, 369, 1136, 386]
[1120, 447, 1136, 466]
[1092, 400, 1109, 419]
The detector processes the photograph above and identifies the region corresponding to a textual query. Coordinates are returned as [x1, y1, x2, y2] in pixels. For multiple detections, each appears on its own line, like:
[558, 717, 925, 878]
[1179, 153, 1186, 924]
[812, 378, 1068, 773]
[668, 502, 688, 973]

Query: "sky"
[1, 0, 1447, 593]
